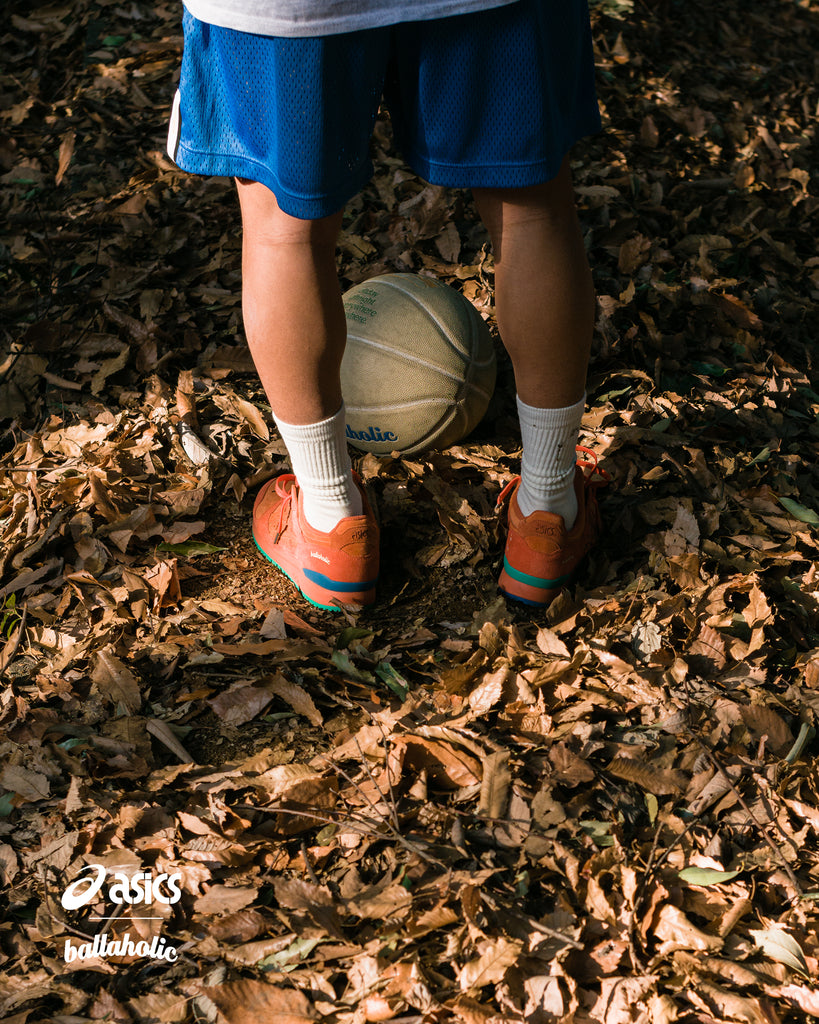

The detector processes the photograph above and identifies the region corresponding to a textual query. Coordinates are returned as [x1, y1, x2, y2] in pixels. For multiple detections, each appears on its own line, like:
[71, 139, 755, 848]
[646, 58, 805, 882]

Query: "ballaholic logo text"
[346, 425, 398, 443]
[64, 931, 178, 963]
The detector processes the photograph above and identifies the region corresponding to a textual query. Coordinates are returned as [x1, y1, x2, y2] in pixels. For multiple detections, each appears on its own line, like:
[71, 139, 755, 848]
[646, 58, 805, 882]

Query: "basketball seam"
[343, 334, 494, 403]
[404, 404, 459, 454]
[346, 398, 456, 412]
[375, 276, 494, 367]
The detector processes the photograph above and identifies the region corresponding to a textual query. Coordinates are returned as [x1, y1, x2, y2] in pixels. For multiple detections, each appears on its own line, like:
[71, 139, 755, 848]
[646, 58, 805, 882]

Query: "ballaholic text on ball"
[346, 425, 398, 443]
[64, 931, 178, 962]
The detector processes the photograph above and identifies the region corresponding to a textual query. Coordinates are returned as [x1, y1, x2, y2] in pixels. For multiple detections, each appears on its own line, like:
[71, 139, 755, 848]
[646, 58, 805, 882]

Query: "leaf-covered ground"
[2, 0, 819, 1021]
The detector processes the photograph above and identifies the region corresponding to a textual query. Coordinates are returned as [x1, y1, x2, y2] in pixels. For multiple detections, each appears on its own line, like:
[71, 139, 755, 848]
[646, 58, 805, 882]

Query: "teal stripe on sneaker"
[253, 536, 361, 611]
[303, 567, 378, 592]
[503, 556, 572, 590]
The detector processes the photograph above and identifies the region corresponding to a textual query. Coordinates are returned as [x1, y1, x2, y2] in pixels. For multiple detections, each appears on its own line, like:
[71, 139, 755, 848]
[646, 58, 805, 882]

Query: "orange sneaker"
[252, 473, 379, 611]
[497, 447, 607, 607]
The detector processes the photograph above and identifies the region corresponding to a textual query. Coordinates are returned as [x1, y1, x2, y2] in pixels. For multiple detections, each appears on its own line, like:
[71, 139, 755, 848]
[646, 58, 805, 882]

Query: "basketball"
[340, 274, 497, 455]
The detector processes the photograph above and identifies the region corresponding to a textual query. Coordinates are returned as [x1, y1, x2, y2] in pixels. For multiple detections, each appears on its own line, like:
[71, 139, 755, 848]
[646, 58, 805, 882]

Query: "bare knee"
[473, 157, 577, 247]
[236, 178, 342, 249]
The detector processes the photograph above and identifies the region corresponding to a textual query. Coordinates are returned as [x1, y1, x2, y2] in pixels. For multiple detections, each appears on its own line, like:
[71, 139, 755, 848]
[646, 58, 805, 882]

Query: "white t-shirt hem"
[183, 0, 519, 37]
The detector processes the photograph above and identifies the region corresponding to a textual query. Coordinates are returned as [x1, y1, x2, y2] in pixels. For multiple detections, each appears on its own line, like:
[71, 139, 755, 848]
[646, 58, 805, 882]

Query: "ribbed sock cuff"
[516, 393, 586, 523]
[274, 404, 362, 532]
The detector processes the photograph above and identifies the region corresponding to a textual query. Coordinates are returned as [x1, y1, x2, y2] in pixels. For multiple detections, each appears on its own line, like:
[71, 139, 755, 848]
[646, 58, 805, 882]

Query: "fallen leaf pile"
[1, 0, 819, 1021]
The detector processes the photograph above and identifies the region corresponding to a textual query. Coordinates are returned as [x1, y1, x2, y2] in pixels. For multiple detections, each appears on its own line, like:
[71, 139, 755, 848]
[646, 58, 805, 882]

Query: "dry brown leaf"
[739, 704, 793, 755]
[145, 719, 195, 763]
[346, 881, 412, 920]
[664, 505, 700, 556]
[688, 623, 727, 672]
[0, 843, 19, 883]
[255, 764, 336, 804]
[587, 937, 629, 977]
[205, 980, 317, 1024]
[272, 877, 343, 937]
[194, 884, 259, 916]
[690, 981, 777, 1024]
[641, 115, 659, 148]
[618, 233, 651, 274]
[468, 666, 506, 717]
[654, 904, 723, 954]
[524, 975, 566, 1019]
[225, 936, 302, 967]
[260, 606, 287, 639]
[447, 995, 498, 1024]
[88, 990, 129, 1023]
[176, 368, 198, 428]
[477, 749, 510, 819]
[717, 293, 763, 330]
[90, 650, 142, 714]
[589, 977, 659, 1024]
[407, 903, 460, 938]
[458, 936, 522, 991]
[686, 766, 741, 816]
[549, 743, 595, 786]
[536, 627, 570, 658]
[143, 558, 182, 609]
[229, 394, 270, 440]
[767, 985, 819, 1016]
[91, 346, 130, 396]
[54, 131, 76, 186]
[264, 672, 322, 727]
[745, 583, 773, 628]
[607, 757, 686, 796]
[128, 992, 190, 1023]
[207, 683, 275, 726]
[435, 221, 461, 263]
[393, 736, 482, 789]
[208, 909, 270, 944]
[0, 765, 50, 802]
[586, 872, 619, 927]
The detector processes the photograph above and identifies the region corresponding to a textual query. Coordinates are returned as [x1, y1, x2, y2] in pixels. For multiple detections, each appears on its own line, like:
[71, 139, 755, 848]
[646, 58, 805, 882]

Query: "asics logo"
[60, 864, 182, 909]
[532, 523, 564, 538]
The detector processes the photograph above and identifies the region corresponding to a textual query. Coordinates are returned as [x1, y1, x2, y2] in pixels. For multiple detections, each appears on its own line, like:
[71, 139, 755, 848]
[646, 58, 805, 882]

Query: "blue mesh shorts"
[168, 0, 601, 219]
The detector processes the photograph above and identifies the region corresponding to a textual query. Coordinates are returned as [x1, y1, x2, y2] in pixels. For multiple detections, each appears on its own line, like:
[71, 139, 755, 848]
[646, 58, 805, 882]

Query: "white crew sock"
[273, 404, 362, 534]
[516, 393, 586, 528]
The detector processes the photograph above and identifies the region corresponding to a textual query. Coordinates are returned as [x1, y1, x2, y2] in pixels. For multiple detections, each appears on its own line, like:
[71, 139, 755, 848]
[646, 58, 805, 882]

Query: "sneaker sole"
[253, 534, 376, 612]
[498, 562, 573, 608]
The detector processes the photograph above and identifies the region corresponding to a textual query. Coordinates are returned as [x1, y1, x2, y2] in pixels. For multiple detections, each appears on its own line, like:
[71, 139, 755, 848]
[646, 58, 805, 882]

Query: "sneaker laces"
[496, 445, 609, 509]
[272, 473, 297, 544]
[575, 445, 610, 487]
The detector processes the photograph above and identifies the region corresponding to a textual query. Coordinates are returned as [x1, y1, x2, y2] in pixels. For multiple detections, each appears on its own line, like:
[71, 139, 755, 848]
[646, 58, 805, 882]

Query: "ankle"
[274, 404, 362, 532]
[515, 393, 585, 527]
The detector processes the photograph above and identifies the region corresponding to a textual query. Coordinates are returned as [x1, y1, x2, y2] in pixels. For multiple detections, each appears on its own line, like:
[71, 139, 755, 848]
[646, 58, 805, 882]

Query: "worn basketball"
[340, 274, 496, 455]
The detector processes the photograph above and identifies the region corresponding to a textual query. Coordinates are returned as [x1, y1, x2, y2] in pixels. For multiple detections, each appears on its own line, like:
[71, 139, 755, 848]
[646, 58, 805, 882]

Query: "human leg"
[473, 159, 594, 527]
[237, 183, 378, 606]
[236, 179, 362, 532]
[388, 0, 603, 605]
[169, 15, 386, 605]
[237, 180, 346, 426]
[390, 0, 599, 518]
[472, 159, 593, 411]
[474, 162, 601, 605]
